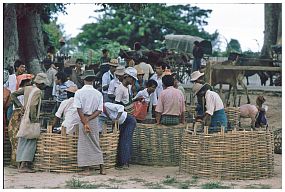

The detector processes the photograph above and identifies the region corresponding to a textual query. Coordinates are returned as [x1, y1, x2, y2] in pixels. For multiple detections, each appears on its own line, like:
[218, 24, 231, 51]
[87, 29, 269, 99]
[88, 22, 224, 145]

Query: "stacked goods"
[39, 100, 57, 130]
[179, 127, 274, 180]
[132, 123, 186, 166]
[34, 122, 119, 173]
[225, 107, 240, 129]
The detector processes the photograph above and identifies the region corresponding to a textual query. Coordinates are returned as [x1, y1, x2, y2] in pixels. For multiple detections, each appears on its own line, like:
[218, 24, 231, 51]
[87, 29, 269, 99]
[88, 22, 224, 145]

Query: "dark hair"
[162, 75, 174, 87]
[64, 67, 73, 77]
[66, 91, 75, 98]
[84, 76, 95, 82]
[134, 42, 141, 50]
[19, 79, 31, 87]
[55, 71, 67, 83]
[146, 79, 158, 88]
[102, 49, 108, 54]
[76, 58, 84, 64]
[8, 66, 14, 75]
[14, 60, 25, 70]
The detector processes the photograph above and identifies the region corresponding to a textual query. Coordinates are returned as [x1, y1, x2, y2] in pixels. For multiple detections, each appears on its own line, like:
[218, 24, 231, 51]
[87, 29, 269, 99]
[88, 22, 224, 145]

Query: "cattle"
[204, 59, 250, 107]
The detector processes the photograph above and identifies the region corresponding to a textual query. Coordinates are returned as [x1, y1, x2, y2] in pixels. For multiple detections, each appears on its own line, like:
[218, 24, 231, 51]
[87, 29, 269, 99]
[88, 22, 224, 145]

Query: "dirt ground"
[3, 92, 282, 189]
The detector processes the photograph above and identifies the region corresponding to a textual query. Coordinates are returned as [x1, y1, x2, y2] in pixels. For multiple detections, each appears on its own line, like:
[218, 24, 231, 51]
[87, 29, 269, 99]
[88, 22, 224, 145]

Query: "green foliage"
[201, 181, 231, 189]
[65, 177, 110, 189]
[162, 175, 177, 185]
[75, 4, 218, 51]
[244, 184, 272, 189]
[43, 19, 63, 48]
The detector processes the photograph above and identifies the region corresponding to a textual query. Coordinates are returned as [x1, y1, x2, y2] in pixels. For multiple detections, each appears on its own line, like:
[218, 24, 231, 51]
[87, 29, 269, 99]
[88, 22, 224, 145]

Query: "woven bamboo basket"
[131, 122, 186, 166]
[34, 121, 119, 173]
[4, 126, 11, 166]
[179, 126, 274, 180]
[225, 107, 240, 129]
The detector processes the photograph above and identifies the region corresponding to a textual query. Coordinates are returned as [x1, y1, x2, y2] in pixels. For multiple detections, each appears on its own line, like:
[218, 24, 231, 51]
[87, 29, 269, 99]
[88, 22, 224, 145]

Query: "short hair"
[76, 58, 84, 64]
[84, 76, 95, 82]
[146, 79, 158, 88]
[102, 49, 108, 54]
[14, 60, 25, 70]
[55, 71, 67, 83]
[162, 75, 174, 87]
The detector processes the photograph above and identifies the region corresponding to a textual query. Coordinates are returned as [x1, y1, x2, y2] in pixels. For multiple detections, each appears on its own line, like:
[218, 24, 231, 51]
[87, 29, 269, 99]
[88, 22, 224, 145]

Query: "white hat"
[125, 67, 138, 80]
[34, 73, 50, 86]
[114, 66, 125, 76]
[192, 83, 204, 95]
[190, 71, 204, 81]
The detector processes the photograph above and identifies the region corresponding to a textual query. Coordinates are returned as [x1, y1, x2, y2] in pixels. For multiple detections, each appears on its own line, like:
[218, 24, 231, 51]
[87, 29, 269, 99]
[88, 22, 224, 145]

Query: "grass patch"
[201, 181, 231, 189]
[143, 182, 165, 189]
[162, 175, 178, 185]
[107, 178, 126, 183]
[244, 184, 272, 189]
[129, 178, 146, 183]
[65, 177, 109, 189]
[190, 176, 198, 184]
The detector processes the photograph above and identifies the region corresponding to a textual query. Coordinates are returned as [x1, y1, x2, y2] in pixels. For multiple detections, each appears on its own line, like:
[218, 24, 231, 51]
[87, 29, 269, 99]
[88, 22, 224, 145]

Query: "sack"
[133, 101, 148, 121]
[16, 87, 41, 139]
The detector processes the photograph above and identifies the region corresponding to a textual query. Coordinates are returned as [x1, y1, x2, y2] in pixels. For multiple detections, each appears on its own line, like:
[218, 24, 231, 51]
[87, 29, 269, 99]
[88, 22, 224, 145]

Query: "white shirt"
[115, 83, 129, 105]
[102, 70, 114, 94]
[205, 90, 225, 116]
[46, 67, 57, 87]
[7, 74, 24, 107]
[55, 97, 80, 134]
[74, 85, 103, 115]
[108, 78, 121, 95]
[150, 73, 163, 98]
[135, 62, 154, 80]
[100, 102, 127, 125]
[133, 88, 157, 105]
[65, 80, 77, 88]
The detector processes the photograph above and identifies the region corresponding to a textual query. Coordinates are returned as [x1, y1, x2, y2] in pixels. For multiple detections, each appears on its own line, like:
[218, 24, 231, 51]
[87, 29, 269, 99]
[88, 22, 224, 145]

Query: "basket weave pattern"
[131, 123, 186, 166]
[179, 128, 274, 180]
[34, 122, 119, 173]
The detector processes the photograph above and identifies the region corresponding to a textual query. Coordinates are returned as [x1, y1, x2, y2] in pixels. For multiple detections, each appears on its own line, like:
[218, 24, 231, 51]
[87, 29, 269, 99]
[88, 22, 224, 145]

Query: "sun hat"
[125, 67, 138, 80]
[114, 66, 125, 76]
[34, 73, 50, 86]
[136, 66, 145, 75]
[192, 83, 204, 95]
[190, 71, 205, 81]
[108, 59, 119, 67]
[4, 70, 9, 84]
[81, 70, 96, 80]
[17, 74, 34, 86]
[65, 86, 78, 93]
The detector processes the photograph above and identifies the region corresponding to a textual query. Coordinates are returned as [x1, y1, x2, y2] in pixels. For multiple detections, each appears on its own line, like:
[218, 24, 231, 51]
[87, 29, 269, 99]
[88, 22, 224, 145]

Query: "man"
[107, 66, 125, 102]
[134, 57, 154, 81]
[192, 41, 204, 72]
[74, 70, 106, 175]
[115, 67, 137, 114]
[102, 59, 118, 102]
[192, 83, 228, 133]
[155, 75, 185, 125]
[99, 49, 111, 77]
[43, 58, 58, 100]
[172, 72, 186, 101]
[100, 102, 136, 168]
[70, 58, 84, 88]
[52, 86, 80, 134]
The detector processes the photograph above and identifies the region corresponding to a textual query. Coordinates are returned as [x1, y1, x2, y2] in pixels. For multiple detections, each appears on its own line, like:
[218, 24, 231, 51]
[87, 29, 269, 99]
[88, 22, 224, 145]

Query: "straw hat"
[34, 73, 50, 86]
[114, 66, 125, 76]
[108, 59, 119, 67]
[81, 70, 96, 80]
[190, 71, 204, 81]
[125, 67, 138, 80]
[65, 86, 78, 93]
[192, 83, 204, 95]
[136, 66, 144, 75]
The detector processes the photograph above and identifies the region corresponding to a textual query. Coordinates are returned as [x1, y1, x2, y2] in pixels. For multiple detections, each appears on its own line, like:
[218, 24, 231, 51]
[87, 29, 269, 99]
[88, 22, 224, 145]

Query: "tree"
[4, 3, 66, 73]
[75, 4, 218, 51]
[260, 3, 281, 58]
[226, 39, 242, 54]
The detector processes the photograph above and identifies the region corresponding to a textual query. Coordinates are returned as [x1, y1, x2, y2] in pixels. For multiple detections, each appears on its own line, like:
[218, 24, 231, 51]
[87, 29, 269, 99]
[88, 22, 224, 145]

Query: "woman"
[11, 73, 50, 172]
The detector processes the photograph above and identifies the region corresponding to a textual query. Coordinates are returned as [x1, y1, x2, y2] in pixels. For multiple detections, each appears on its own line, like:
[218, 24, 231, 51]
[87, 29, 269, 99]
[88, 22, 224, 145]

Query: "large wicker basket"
[179, 126, 274, 180]
[34, 121, 119, 173]
[224, 107, 240, 128]
[131, 122, 186, 166]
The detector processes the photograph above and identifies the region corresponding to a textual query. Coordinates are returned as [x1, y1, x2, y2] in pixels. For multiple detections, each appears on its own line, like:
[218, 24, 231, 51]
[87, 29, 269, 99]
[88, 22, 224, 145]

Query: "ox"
[204, 60, 250, 107]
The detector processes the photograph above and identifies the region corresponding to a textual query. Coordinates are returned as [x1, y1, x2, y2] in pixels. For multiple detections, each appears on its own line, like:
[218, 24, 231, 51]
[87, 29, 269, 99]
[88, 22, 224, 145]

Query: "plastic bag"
[133, 101, 148, 121]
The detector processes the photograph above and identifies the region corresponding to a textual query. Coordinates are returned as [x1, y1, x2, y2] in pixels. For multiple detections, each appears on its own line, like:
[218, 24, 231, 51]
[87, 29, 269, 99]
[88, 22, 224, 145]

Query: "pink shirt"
[155, 86, 185, 116]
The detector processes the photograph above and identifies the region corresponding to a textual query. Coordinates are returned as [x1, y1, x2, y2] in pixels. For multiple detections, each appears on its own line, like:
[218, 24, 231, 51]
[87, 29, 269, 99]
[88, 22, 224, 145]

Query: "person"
[100, 102, 136, 168]
[115, 67, 138, 114]
[134, 57, 154, 81]
[192, 41, 204, 72]
[43, 58, 58, 100]
[102, 59, 118, 102]
[11, 73, 50, 172]
[192, 83, 228, 133]
[133, 42, 143, 59]
[190, 70, 205, 84]
[100, 49, 111, 64]
[155, 75, 185, 125]
[132, 66, 146, 96]
[70, 58, 84, 88]
[73, 70, 106, 175]
[107, 66, 125, 102]
[3, 70, 11, 141]
[54, 72, 69, 104]
[172, 72, 186, 101]
[52, 86, 80, 134]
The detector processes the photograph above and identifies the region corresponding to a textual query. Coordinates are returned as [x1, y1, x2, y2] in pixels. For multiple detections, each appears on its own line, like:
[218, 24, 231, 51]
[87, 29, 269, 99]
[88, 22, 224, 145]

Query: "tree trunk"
[4, 4, 19, 70]
[17, 7, 45, 74]
[260, 3, 281, 58]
